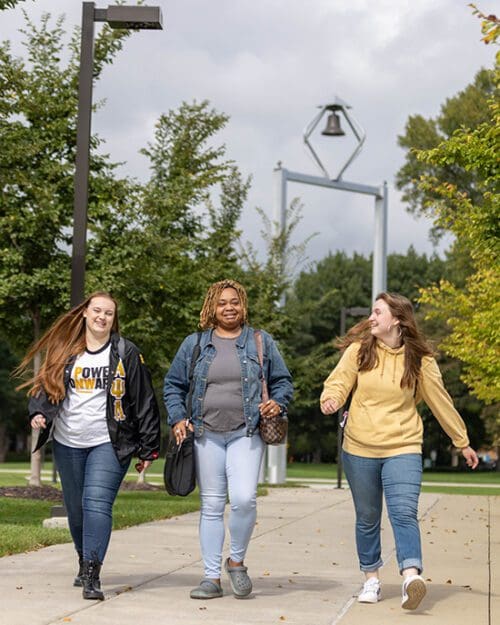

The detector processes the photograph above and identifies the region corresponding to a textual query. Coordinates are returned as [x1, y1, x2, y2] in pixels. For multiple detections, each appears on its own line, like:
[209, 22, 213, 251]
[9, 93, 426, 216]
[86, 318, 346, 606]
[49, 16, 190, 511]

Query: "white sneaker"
[358, 577, 381, 603]
[401, 574, 426, 610]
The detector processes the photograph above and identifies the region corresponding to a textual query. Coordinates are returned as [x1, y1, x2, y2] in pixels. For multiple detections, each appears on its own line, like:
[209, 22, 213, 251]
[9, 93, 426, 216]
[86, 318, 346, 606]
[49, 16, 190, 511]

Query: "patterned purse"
[254, 330, 288, 445]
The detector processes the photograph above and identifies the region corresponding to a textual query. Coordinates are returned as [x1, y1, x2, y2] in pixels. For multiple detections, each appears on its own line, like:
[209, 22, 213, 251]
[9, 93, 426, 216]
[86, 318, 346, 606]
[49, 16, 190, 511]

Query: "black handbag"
[163, 333, 201, 496]
[163, 431, 196, 496]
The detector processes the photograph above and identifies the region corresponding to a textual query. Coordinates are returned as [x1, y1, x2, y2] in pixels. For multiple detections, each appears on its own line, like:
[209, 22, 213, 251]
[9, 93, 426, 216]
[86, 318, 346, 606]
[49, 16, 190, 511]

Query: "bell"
[321, 111, 345, 136]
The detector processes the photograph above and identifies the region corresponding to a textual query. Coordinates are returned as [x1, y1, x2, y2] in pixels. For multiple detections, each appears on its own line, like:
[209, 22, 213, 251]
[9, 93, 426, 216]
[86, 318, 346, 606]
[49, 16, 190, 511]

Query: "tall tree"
[0, 13, 132, 482]
[396, 67, 496, 241]
[283, 249, 464, 463]
[416, 10, 500, 451]
[87, 100, 250, 382]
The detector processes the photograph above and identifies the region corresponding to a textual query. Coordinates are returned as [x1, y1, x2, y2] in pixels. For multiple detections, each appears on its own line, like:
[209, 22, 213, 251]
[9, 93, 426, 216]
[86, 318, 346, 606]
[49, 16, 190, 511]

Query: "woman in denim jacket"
[164, 279, 293, 600]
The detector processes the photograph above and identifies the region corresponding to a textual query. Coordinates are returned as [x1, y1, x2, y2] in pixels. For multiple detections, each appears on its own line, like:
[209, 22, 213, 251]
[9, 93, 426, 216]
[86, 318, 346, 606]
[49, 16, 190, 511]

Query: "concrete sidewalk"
[0, 487, 497, 625]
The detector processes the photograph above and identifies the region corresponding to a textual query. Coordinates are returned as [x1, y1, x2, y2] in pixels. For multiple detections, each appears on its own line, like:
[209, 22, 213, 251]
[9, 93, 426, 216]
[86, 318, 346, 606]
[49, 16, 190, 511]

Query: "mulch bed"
[0, 481, 162, 502]
[120, 481, 162, 491]
[0, 485, 63, 502]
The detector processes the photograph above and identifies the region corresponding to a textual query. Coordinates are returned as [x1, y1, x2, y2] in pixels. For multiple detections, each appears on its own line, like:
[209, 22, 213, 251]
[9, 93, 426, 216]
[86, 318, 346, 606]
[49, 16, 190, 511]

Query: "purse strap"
[185, 332, 202, 422]
[254, 330, 269, 403]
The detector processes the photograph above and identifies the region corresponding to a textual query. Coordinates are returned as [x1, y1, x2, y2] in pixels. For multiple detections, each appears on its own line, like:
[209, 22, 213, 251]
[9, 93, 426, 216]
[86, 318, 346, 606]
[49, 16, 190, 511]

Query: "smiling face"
[83, 295, 116, 342]
[368, 298, 400, 343]
[214, 287, 244, 333]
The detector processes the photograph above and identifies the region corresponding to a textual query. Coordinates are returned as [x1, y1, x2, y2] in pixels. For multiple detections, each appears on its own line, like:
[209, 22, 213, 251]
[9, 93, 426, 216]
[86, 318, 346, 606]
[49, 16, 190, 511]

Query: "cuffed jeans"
[342, 450, 423, 574]
[53, 439, 129, 563]
[195, 427, 265, 579]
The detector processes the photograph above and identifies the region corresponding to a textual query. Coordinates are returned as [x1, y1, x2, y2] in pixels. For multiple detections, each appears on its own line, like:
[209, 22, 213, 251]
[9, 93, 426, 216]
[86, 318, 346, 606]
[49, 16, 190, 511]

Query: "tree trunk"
[136, 469, 146, 484]
[312, 447, 322, 464]
[0, 423, 9, 462]
[28, 307, 42, 486]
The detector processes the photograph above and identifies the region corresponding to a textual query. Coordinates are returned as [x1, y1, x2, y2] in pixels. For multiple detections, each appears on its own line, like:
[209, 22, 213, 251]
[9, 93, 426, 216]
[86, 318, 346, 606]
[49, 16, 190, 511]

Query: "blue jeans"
[342, 451, 423, 574]
[195, 428, 265, 578]
[53, 440, 130, 563]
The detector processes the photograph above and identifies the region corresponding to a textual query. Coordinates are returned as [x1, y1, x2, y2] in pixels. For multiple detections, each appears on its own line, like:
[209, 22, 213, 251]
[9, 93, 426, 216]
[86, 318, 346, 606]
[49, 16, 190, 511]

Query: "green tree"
[283, 249, 461, 462]
[417, 10, 500, 449]
[0, 13, 133, 482]
[86, 100, 250, 383]
[0, 0, 30, 10]
[396, 67, 496, 241]
[0, 340, 26, 461]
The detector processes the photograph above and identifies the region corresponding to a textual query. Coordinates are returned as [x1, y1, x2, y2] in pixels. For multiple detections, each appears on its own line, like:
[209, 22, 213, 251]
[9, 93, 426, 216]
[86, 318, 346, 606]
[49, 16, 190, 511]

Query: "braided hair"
[199, 279, 248, 330]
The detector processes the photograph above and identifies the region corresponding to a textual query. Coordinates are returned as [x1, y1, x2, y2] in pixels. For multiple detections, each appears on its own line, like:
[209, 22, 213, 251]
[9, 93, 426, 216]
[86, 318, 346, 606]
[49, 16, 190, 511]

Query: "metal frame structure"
[70, 3, 163, 307]
[266, 99, 388, 485]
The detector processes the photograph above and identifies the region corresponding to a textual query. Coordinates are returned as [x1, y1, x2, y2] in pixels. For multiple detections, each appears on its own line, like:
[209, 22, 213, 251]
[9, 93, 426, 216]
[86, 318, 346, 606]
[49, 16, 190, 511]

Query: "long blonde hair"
[199, 279, 248, 330]
[15, 291, 119, 403]
[337, 292, 434, 388]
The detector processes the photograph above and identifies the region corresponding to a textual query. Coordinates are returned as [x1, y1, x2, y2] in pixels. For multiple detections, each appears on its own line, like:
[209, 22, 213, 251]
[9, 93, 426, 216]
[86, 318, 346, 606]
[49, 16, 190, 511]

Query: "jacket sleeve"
[263, 333, 294, 410]
[126, 343, 161, 461]
[320, 342, 359, 407]
[28, 390, 60, 422]
[418, 356, 470, 449]
[163, 336, 192, 426]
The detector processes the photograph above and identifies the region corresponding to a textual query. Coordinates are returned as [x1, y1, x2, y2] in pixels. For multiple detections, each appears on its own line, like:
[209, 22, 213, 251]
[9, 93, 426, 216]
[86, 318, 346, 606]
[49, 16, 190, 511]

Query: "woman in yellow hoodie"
[320, 292, 478, 611]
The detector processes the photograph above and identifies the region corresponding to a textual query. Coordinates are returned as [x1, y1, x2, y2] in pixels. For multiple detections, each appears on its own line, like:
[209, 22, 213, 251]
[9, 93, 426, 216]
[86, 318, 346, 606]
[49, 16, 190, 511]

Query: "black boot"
[82, 559, 104, 601]
[73, 552, 84, 587]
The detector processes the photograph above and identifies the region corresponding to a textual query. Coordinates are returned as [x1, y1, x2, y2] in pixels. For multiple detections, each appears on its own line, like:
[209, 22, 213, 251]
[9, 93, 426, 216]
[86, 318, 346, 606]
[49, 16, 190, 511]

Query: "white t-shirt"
[53, 343, 111, 448]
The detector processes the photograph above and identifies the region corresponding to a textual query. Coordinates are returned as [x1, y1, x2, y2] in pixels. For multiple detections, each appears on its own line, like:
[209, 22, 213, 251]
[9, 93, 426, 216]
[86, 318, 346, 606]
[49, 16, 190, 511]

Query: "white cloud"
[1, 0, 496, 267]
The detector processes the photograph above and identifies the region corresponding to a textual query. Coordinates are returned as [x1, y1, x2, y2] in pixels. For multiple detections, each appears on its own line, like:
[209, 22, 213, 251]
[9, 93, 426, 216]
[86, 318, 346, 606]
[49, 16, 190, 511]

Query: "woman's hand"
[172, 419, 194, 444]
[259, 399, 282, 418]
[31, 414, 47, 429]
[461, 446, 479, 469]
[320, 399, 338, 415]
[135, 459, 153, 473]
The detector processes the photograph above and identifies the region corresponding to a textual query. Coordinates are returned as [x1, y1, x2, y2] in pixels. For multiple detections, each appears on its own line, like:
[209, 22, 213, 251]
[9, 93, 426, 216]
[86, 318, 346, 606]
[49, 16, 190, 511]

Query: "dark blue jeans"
[53, 440, 129, 563]
[342, 450, 423, 574]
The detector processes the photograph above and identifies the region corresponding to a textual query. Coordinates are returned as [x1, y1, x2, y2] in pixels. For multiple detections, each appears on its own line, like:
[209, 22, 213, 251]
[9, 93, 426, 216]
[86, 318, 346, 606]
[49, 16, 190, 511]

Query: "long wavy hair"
[15, 291, 119, 403]
[199, 279, 248, 330]
[337, 292, 434, 389]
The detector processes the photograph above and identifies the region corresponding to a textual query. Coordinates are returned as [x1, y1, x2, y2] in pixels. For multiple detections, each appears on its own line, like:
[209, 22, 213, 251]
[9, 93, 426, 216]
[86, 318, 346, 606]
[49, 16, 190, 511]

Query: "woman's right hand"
[172, 419, 194, 445]
[31, 414, 47, 429]
[320, 399, 338, 415]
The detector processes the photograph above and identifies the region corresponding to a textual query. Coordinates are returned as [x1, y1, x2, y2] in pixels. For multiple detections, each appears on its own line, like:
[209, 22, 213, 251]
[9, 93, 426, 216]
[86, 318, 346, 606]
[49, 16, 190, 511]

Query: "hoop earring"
[397, 325, 403, 338]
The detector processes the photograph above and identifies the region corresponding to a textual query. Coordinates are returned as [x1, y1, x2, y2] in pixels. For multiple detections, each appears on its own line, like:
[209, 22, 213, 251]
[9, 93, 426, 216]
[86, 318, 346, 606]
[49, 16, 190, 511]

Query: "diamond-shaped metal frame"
[303, 96, 366, 181]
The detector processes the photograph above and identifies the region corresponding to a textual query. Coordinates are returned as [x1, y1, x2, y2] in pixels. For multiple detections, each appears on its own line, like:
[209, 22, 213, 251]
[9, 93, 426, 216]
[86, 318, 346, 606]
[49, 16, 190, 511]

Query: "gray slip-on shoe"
[224, 557, 252, 598]
[190, 578, 223, 600]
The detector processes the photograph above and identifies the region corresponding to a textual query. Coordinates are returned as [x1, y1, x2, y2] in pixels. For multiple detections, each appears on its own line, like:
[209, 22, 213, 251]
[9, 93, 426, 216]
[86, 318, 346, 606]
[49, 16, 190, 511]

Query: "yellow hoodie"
[320, 341, 470, 458]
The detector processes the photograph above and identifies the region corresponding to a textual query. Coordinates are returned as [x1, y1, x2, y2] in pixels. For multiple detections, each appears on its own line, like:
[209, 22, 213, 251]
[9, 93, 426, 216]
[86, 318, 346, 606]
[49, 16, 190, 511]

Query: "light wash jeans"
[342, 450, 423, 574]
[195, 427, 265, 579]
[53, 440, 130, 563]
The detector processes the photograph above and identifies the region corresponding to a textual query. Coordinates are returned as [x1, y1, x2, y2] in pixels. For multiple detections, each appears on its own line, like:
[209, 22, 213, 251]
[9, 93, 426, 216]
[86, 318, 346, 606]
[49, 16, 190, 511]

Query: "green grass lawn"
[1, 460, 497, 558]
[286, 461, 500, 483]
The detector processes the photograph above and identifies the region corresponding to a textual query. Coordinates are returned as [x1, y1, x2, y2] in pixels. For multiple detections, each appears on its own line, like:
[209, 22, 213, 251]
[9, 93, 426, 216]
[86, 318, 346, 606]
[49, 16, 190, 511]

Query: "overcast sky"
[1, 0, 496, 269]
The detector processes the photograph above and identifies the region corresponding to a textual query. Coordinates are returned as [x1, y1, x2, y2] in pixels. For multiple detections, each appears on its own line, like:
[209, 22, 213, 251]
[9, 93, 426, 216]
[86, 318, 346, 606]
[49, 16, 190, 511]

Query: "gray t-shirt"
[203, 335, 245, 432]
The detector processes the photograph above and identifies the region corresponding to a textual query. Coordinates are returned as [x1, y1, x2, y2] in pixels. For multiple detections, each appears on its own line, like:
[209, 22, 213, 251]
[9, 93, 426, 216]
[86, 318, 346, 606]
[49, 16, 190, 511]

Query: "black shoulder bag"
[163, 333, 201, 496]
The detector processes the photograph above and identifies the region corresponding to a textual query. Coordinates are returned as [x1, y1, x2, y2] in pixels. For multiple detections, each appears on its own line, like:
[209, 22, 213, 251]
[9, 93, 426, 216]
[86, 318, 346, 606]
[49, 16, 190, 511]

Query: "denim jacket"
[163, 325, 293, 437]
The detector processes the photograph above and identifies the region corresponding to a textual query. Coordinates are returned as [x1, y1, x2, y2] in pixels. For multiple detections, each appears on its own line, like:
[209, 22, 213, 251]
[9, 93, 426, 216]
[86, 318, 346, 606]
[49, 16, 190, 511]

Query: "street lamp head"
[105, 5, 163, 30]
[321, 111, 345, 136]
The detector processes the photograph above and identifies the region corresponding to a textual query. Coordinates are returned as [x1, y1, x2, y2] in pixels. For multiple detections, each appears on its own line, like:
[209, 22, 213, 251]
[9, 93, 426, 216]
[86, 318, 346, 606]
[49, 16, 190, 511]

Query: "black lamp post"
[70, 3, 163, 307]
[336, 306, 370, 489]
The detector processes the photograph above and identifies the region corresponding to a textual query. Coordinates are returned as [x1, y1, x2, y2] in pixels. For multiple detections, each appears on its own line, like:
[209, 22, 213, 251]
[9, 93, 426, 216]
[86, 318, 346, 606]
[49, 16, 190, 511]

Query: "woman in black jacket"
[16, 291, 160, 601]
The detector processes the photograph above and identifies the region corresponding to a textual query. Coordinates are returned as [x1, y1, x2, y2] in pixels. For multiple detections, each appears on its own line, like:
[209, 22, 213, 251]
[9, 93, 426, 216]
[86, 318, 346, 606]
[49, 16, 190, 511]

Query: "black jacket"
[28, 333, 161, 465]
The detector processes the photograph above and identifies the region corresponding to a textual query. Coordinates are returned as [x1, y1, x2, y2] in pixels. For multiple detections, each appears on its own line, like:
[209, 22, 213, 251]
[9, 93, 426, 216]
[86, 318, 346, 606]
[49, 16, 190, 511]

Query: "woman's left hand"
[259, 399, 281, 418]
[461, 446, 479, 470]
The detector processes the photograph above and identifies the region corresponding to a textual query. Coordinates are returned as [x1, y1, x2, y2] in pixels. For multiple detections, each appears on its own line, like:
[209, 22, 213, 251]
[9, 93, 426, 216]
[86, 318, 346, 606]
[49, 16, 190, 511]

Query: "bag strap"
[185, 332, 202, 422]
[254, 330, 269, 403]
